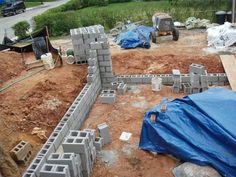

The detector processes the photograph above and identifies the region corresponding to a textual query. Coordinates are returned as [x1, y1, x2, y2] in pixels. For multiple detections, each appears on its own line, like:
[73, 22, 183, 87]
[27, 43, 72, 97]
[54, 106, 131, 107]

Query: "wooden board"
[220, 55, 236, 91]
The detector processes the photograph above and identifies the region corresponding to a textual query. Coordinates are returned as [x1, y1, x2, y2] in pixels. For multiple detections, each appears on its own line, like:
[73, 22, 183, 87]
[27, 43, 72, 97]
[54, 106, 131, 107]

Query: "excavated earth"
[0, 29, 226, 176]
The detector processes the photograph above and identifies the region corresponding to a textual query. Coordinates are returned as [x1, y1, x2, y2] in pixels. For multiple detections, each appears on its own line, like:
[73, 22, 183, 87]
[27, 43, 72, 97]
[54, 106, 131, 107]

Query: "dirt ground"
[0, 54, 87, 176]
[110, 29, 224, 75]
[0, 29, 227, 176]
[83, 85, 185, 177]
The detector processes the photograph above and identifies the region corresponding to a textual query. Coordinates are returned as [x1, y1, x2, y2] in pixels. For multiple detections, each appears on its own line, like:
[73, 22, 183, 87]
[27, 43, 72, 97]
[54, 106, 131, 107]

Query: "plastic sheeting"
[115, 25, 155, 49]
[139, 88, 236, 177]
[207, 22, 236, 48]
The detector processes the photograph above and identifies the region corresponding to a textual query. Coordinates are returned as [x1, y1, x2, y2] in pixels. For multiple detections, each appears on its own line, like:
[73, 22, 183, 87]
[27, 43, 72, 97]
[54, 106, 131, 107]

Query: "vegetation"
[12, 21, 30, 39]
[33, 0, 232, 37]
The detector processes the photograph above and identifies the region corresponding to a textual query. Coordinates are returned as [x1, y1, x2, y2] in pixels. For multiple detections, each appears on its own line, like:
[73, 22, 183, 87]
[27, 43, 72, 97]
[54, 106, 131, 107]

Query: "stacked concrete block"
[70, 25, 104, 63]
[200, 70, 209, 90]
[10, 141, 32, 164]
[39, 164, 70, 177]
[47, 153, 82, 177]
[97, 123, 111, 145]
[189, 63, 205, 75]
[182, 83, 192, 94]
[172, 69, 182, 93]
[62, 129, 99, 177]
[100, 90, 116, 104]
[95, 41, 116, 88]
[23, 155, 46, 177]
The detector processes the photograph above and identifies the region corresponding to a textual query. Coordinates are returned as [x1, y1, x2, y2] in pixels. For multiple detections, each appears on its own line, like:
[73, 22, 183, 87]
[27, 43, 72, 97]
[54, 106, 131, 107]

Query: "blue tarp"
[116, 25, 155, 49]
[139, 88, 236, 177]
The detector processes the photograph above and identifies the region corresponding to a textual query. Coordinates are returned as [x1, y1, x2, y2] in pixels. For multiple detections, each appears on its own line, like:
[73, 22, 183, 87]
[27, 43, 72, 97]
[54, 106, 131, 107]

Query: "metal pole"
[233, 0, 236, 23]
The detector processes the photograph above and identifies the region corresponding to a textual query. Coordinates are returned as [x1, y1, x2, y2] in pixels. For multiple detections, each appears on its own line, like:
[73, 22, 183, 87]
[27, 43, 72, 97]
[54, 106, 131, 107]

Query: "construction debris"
[31, 127, 47, 140]
[207, 22, 236, 48]
[185, 17, 210, 30]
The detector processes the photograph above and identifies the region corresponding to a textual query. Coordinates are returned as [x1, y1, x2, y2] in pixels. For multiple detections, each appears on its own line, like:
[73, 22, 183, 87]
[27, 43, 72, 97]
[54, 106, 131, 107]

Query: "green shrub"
[12, 21, 30, 39]
[34, 11, 80, 36]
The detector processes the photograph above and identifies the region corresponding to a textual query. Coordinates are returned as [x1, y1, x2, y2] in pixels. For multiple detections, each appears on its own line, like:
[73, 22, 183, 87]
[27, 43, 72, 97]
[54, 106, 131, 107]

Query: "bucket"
[215, 11, 226, 25]
[151, 77, 162, 91]
[41, 53, 55, 70]
[226, 11, 232, 22]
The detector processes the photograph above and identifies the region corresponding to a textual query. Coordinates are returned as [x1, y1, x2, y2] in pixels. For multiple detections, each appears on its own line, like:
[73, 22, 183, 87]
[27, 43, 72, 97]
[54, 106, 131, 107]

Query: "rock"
[172, 162, 222, 177]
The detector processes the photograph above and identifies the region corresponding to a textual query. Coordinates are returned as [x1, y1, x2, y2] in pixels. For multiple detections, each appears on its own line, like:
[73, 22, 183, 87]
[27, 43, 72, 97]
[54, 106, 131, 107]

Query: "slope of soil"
[0, 52, 87, 175]
[0, 52, 25, 87]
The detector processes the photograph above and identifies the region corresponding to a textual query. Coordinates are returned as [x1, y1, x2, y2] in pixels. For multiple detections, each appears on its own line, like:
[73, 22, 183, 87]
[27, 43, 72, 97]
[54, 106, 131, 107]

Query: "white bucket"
[41, 53, 55, 70]
[151, 77, 162, 91]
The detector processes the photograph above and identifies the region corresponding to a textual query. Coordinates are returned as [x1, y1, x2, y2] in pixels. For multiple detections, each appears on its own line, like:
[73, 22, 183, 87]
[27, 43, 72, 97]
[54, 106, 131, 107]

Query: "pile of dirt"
[0, 61, 87, 175]
[0, 52, 25, 87]
[112, 52, 224, 75]
[0, 144, 20, 177]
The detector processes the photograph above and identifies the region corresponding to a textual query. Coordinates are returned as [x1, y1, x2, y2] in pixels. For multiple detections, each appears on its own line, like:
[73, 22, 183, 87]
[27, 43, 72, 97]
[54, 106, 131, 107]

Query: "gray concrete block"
[172, 69, 181, 76]
[83, 129, 96, 142]
[100, 93, 116, 104]
[189, 63, 205, 74]
[192, 87, 201, 94]
[89, 50, 97, 58]
[47, 153, 78, 177]
[87, 74, 94, 83]
[172, 86, 180, 93]
[181, 74, 190, 83]
[97, 123, 111, 145]
[117, 83, 127, 94]
[88, 66, 97, 74]
[218, 73, 228, 82]
[94, 137, 103, 151]
[22, 172, 36, 177]
[98, 49, 110, 55]
[40, 164, 71, 177]
[99, 61, 112, 67]
[182, 83, 192, 94]
[88, 58, 97, 66]
[90, 42, 102, 50]
[208, 73, 218, 82]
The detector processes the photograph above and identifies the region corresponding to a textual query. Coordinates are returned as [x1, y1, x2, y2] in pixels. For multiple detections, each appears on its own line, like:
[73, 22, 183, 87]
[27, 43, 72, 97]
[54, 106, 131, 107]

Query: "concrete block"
[22, 172, 36, 177]
[172, 69, 181, 76]
[189, 63, 205, 74]
[172, 86, 180, 93]
[10, 141, 32, 162]
[117, 83, 127, 94]
[190, 73, 200, 88]
[88, 58, 97, 66]
[182, 83, 191, 94]
[218, 73, 228, 82]
[87, 74, 94, 83]
[40, 164, 71, 177]
[192, 87, 201, 94]
[181, 74, 190, 82]
[98, 49, 110, 55]
[89, 50, 97, 58]
[88, 66, 97, 74]
[99, 61, 112, 67]
[97, 123, 111, 145]
[83, 129, 96, 141]
[130, 75, 143, 84]
[208, 73, 218, 82]
[90, 42, 102, 50]
[100, 93, 116, 104]
[94, 137, 103, 151]
[47, 153, 78, 177]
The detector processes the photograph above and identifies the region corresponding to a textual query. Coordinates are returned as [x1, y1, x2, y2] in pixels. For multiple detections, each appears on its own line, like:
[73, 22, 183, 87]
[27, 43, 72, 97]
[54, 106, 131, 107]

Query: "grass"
[34, 0, 232, 36]
[25, 2, 42, 8]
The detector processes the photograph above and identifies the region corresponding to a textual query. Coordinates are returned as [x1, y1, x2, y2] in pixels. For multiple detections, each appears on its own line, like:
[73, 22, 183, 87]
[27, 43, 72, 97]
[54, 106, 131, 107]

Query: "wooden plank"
[220, 55, 236, 91]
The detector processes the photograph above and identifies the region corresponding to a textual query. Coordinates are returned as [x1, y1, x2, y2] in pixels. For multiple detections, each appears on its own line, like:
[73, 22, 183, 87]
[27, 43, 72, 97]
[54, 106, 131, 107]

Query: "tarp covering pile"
[139, 88, 236, 177]
[207, 22, 236, 48]
[115, 25, 155, 49]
